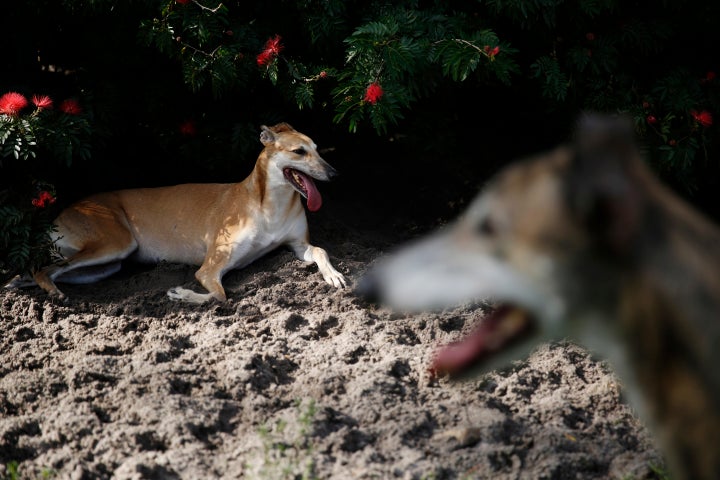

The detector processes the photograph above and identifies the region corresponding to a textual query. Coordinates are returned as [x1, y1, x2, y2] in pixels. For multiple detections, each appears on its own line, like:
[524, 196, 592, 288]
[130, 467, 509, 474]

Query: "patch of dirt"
[0, 208, 665, 479]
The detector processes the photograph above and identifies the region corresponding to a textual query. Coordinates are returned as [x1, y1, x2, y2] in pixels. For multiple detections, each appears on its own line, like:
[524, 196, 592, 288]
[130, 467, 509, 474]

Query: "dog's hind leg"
[34, 233, 137, 301]
[4, 274, 37, 289]
[30, 197, 139, 301]
[56, 262, 123, 284]
[4, 262, 121, 290]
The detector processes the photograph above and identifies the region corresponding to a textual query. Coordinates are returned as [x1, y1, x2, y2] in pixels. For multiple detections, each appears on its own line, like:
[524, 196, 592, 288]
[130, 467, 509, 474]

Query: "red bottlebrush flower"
[179, 120, 197, 136]
[257, 50, 273, 66]
[264, 35, 283, 55]
[176, 0, 190, 4]
[32, 95, 53, 110]
[484, 45, 500, 58]
[59, 99, 82, 115]
[701, 71, 717, 85]
[668, 139, 677, 146]
[646, 115, 657, 125]
[0, 92, 29, 116]
[586, 32, 595, 41]
[690, 109, 713, 127]
[31, 191, 56, 208]
[642, 101, 650, 109]
[319, 71, 327, 79]
[257, 35, 284, 66]
[363, 82, 384, 105]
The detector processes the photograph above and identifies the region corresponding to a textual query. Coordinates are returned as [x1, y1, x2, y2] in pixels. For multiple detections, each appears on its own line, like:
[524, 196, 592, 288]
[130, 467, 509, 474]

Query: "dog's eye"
[292, 148, 306, 155]
[477, 217, 496, 236]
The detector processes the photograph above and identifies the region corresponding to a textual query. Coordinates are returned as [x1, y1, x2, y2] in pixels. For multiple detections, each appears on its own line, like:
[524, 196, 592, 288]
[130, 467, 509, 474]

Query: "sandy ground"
[0, 201, 667, 480]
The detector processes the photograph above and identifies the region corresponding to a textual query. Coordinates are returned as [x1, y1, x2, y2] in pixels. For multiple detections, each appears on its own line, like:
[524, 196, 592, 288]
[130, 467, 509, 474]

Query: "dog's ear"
[260, 123, 296, 146]
[568, 113, 644, 256]
[259, 125, 276, 146]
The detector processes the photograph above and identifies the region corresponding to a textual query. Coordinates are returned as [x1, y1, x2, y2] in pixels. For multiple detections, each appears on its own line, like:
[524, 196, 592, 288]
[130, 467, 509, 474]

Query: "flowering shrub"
[137, 0, 718, 179]
[626, 73, 717, 189]
[0, 92, 91, 283]
[3, 0, 720, 281]
[488, 0, 718, 188]
[0, 181, 60, 285]
[0, 92, 89, 164]
[140, 1, 519, 133]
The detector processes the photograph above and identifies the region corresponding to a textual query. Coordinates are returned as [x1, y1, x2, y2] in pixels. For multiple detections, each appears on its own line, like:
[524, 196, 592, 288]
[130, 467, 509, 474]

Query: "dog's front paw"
[323, 269, 348, 289]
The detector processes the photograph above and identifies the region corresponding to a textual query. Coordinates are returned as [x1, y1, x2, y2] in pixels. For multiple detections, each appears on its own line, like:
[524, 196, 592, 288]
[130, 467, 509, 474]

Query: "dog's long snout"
[324, 162, 339, 180]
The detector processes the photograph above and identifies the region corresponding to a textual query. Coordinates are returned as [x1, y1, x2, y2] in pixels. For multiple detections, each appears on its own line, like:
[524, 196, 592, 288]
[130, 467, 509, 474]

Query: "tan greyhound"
[15, 122, 346, 303]
[358, 115, 720, 480]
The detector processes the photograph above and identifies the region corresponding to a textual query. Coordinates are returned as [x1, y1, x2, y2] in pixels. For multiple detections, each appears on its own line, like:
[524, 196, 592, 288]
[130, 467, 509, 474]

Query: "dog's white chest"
[225, 214, 307, 270]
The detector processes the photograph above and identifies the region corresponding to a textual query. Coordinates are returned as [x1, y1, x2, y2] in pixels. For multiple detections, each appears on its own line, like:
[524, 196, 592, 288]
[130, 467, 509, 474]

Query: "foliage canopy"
[2, 0, 719, 281]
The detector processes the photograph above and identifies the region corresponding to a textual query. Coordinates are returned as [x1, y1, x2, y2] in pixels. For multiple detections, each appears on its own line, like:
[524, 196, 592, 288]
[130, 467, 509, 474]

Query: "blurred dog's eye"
[477, 217, 496, 236]
[292, 148, 306, 155]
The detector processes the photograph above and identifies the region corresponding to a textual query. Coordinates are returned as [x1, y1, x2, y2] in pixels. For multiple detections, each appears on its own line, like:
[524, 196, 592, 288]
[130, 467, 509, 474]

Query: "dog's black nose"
[354, 270, 381, 304]
[326, 165, 339, 180]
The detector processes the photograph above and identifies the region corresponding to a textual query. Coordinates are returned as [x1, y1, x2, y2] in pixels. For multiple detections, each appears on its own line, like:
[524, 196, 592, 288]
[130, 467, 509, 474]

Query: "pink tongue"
[296, 171, 322, 212]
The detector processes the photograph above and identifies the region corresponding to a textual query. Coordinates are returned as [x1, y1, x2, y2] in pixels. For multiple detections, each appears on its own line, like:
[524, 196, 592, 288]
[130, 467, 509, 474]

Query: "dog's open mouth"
[283, 168, 322, 212]
[429, 305, 536, 377]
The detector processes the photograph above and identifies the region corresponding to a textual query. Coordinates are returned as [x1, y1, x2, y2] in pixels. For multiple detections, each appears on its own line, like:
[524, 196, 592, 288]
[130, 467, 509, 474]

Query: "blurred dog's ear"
[567, 113, 644, 256]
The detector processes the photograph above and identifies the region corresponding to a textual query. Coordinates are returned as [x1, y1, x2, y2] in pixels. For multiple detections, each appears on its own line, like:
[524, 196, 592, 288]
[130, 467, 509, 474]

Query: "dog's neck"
[616, 165, 720, 467]
[244, 148, 302, 215]
[569, 160, 720, 479]
[633, 164, 720, 328]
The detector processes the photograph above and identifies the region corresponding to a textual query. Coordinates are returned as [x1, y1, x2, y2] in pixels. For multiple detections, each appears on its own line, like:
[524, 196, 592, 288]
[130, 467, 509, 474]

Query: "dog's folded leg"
[291, 242, 347, 288]
[167, 250, 229, 303]
[4, 274, 36, 290]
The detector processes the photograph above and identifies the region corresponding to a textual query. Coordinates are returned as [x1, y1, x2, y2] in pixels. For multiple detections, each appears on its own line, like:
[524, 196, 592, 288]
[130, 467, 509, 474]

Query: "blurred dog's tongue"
[429, 307, 531, 377]
[297, 171, 322, 212]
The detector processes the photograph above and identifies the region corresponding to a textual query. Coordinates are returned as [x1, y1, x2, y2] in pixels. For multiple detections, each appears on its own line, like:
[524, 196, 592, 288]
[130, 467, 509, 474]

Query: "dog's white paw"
[167, 287, 187, 301]
[167, 286, 220, 304]
[323, 270, 348, 288]
[168, 286, 204, 302]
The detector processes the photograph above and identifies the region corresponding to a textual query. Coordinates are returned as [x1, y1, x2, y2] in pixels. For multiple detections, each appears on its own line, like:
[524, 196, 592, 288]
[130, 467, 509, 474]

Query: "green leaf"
[294, 83, 315, 110]
[531, 55, 568, 101]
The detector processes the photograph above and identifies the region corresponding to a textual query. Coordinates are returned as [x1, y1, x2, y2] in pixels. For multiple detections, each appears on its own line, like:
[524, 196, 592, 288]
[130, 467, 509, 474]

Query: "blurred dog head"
[359, 114, 648, 371]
